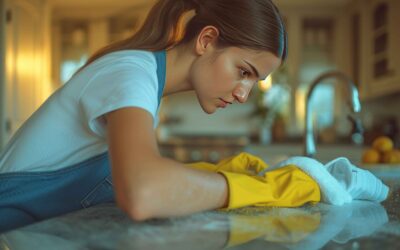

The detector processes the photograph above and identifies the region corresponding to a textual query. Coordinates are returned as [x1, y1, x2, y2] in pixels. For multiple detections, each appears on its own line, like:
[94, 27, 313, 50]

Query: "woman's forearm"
[114, 156, 229, 221]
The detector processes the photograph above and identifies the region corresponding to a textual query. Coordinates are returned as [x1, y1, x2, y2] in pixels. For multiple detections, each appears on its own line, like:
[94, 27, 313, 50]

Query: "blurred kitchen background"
[0, 0, 399, 164]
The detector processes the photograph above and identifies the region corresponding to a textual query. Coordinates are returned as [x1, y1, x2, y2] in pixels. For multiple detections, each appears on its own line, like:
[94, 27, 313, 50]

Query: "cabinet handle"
[6, 9, 12, 23]
[5, 119, 11, 133]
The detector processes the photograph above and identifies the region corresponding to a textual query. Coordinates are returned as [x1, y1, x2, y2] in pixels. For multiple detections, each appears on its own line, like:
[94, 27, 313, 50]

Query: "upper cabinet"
[354, 0, 400, 99]
[1, 0, 52, 148]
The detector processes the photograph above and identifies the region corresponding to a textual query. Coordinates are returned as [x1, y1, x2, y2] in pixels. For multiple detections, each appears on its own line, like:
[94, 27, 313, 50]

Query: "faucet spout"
[304, 71, 362, 157]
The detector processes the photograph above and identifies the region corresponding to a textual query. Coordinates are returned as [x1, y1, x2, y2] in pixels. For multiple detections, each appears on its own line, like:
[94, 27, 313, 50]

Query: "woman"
[0, 0, 320, 230]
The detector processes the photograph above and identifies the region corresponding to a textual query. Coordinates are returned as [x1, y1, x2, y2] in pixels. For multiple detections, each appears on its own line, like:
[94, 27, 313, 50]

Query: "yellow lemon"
[381, 150, 400, 164]
[361, 149, 381, 164]
[372, 136, 394, 153]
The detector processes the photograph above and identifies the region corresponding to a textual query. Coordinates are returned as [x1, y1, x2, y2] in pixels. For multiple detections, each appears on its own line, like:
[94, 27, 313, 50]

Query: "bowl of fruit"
[361, 136, 400, 179]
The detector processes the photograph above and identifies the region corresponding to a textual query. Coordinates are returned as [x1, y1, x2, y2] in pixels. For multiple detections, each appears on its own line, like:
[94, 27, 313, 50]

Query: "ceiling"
[49, 0, 151, 8]
[49, 0, 156, 20]
[48, 0, 352, 6]
[48, 0, 353, 20]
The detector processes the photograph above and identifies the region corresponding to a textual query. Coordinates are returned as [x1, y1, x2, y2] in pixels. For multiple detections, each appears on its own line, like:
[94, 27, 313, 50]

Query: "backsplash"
[362, 92, 400, 147]
[158, 91, 259, 137]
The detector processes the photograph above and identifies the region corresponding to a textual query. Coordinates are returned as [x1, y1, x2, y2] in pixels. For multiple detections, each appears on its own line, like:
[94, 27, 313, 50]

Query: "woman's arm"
[106, 107, 228, 221]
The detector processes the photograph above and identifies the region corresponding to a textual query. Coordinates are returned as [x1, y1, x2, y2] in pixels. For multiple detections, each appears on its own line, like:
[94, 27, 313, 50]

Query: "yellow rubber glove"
[216, 152, 269, 175]
[186, 153, 321, 210]
[186, 152, 269, 175]
[217, 164, 321, 210]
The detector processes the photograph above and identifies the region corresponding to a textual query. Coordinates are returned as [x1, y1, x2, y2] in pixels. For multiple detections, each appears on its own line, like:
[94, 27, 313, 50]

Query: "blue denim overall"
[0, 50, 166, 232]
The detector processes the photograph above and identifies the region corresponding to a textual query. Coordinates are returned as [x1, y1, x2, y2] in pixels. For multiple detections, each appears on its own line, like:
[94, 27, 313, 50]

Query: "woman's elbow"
[115, 185, 153, 222]
[112, 157, 165, 221]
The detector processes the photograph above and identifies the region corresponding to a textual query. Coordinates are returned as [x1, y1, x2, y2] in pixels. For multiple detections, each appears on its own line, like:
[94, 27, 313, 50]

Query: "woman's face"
[190, 46, 281, 114]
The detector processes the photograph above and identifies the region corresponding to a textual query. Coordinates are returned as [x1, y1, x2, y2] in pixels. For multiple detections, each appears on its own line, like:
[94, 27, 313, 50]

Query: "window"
[297, 18, 336, 131]
[58, 21, 89, 84]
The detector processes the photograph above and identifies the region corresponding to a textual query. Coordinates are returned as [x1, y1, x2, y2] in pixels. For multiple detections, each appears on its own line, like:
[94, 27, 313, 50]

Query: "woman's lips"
[218, 98, 232, 108]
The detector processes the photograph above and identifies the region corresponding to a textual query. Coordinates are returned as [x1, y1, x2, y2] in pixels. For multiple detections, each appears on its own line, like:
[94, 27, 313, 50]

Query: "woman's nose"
[233, 88, 249, 103]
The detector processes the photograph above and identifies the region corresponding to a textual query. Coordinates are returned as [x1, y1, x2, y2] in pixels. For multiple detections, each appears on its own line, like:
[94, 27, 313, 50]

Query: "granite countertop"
[1, 180, 400, 250]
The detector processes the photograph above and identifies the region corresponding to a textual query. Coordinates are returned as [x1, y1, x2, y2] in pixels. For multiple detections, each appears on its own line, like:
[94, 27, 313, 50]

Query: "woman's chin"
[196, 98, 218, 114]
[200, 104, 217, 114]
[203, 108, 215, 114]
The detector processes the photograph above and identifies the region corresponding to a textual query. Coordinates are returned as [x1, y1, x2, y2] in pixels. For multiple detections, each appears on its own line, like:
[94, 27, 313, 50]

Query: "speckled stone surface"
[1, 178, 399, 250]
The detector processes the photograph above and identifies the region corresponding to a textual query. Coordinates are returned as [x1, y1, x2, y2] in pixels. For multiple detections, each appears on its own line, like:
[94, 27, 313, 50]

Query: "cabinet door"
[362, 0, 400, 99]
[2, 0, 43, 147]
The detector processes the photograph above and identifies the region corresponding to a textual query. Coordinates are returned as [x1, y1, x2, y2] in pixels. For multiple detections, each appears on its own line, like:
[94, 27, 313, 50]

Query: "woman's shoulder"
[72, 50, 160, 85]
[95, 49, 157, 69]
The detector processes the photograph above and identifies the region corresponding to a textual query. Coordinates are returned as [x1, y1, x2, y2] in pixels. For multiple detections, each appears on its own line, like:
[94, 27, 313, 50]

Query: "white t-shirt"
[0, 50, 164, 173]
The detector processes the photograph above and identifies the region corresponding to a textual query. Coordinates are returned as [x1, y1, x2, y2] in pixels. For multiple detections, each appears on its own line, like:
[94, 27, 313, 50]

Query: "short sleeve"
[79, 60, 159, 137]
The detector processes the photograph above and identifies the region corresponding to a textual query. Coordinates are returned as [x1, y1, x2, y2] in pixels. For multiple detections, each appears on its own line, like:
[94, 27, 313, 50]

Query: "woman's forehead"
[225, 47, 281, 76]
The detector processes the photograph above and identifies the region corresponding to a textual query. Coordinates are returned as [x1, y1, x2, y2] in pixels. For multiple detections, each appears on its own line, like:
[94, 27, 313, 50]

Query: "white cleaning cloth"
[325, 157, 389, 202]
[257, 156, 389, 205]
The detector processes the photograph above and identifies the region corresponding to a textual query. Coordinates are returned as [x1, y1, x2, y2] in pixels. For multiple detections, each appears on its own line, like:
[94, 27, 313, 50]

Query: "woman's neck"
[163, 44, 195, 96]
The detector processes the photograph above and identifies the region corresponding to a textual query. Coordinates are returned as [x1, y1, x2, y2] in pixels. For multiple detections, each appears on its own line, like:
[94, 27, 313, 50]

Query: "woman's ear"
[195, 25, 220, 55]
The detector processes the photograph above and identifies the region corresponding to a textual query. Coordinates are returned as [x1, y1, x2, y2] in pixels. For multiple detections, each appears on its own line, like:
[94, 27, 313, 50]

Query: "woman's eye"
[240, 68, 250, 78]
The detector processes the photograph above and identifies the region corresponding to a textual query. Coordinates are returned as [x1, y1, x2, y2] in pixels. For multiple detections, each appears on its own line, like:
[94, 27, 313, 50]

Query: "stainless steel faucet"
[304, 71, 362, 157]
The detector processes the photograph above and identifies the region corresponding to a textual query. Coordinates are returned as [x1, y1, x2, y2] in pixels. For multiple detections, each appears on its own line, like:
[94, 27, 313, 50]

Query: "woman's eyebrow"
[243, 60, 265, 80]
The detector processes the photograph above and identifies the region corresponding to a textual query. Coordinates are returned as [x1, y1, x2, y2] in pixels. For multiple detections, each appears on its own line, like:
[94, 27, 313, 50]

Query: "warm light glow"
[7, 50, 52, 107]
[295, 87, 306, 131]
[258, 75, 272, 92]
[16, 52, 36, 78]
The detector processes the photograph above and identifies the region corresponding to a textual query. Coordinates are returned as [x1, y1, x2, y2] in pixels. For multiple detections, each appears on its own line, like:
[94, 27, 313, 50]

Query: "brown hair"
[77, 0, 287, 72]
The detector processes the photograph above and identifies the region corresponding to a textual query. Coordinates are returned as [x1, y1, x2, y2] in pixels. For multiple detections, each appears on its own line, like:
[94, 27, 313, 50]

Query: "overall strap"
[153, 50, 166, 108]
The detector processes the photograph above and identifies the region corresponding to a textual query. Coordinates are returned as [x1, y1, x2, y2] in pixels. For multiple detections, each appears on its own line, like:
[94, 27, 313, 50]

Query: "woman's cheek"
[213, 62, 237, 89]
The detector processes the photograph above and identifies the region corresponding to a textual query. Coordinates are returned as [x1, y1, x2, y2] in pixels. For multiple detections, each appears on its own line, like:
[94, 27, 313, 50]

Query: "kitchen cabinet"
[0, 0, 52, 150]
[353, 0, 400, 99]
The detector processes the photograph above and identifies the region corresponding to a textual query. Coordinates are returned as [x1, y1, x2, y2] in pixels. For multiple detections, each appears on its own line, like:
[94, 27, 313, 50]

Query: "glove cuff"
[217, 170, 269, 210]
